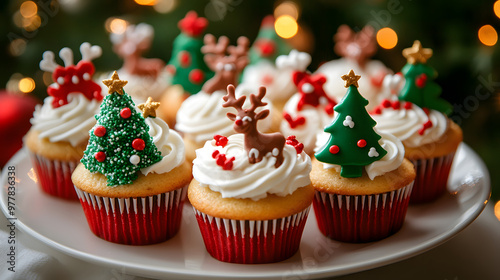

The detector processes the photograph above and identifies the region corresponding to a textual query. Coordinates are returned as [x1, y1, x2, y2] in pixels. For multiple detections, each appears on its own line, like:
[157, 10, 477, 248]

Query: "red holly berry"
[357, 139, 367, 148]
[381, 99, 392, 108]
[415, 74, 428, 88]
[95, 151, 106, 162]
[258, 40, 276, 57]
[214, 135, 228, 147]
[120, 107, 131, 119]
[223, 157, 235, 170]
[189, 69, 204, 84]
[93, 125, 106, 137]
[286, 135, 304, 154]
[132, 138, 145, 150]
[403, 102, 413, 110]
[391, 101, 401, 110]
[329, 145, 340, 154]
[179, 51, 191, 68]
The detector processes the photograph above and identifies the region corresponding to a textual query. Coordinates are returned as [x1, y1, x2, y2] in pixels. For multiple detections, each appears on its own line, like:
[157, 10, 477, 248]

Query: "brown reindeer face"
[227, 109, 269, 134]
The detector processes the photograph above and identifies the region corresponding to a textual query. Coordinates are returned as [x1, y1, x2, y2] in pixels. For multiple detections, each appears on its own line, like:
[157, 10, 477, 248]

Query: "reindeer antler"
[39, 51, 59, 72]
[222, 84, 246, 111]
[80, 42, 102, 61]
[248, 86, 268, 113]
[201, 34, 230, 69]
[227, 36, 250, 71]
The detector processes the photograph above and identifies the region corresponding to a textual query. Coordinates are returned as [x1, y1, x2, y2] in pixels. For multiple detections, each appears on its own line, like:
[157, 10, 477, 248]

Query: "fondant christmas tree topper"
[315, 70, 387, 178]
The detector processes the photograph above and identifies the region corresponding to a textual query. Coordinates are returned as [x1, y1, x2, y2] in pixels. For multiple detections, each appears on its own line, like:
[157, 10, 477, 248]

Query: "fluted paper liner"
[75, 186, 187, 245]
[313, 183, 413, 243]
[193, 206, 311, 264]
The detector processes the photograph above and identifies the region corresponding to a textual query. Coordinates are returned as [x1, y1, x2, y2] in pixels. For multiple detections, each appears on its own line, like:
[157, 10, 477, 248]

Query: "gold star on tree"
[138, 97, 160, 118]
[102, 71, 128, 95]
[402, 40, 433, 64]
[341, 70, 361, 88]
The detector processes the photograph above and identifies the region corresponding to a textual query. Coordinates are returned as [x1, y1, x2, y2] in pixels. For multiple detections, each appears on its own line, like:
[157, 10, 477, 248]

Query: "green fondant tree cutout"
[248, 15, 292, 65]
[315, 70, 387, 178]
[167, 11, 214, 95]
[399, 40, 452, 115]
[81, 72, 162, 186]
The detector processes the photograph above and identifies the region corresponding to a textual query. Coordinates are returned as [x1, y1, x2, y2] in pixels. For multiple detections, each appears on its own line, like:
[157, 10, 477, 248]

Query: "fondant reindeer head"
[201, 35, 250, 94]
[334, 25, 377, 68]
[39, 42, 103, 108]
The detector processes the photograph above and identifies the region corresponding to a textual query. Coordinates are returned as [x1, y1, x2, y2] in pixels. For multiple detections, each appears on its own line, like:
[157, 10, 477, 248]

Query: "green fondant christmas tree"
[81, 72, 162, 186]
[167, 11, 213, 95]
[248, 15, 292, 65]
[315, 70, 387, 178]
[399, 40, 452, 115]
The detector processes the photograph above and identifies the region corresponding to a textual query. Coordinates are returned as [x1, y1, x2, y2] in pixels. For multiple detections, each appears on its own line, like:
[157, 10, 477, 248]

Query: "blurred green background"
[1, 0, 499, 202]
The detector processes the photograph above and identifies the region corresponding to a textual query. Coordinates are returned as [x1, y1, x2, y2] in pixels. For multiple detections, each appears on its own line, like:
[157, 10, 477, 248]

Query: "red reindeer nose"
[235, 119, 243, 126]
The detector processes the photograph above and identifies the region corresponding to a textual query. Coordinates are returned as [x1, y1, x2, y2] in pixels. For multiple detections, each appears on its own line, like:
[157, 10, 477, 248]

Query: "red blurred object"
[0, 90, 39, 168]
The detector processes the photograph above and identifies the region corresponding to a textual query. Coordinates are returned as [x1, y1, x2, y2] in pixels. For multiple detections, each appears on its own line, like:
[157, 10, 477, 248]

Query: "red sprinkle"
[418, 120, 433, 135]
[382, 99, 392, 108]
[329, 145, 340, 154]
[357, 139, 367, 148]
[392, 100, 401, 110]
[214, 135, 228, 147]
[120, 107, 131, 119]
[403, 102, 413, 110]
[286, 135, 304, 154]
[132, 138, 145, 150]
[212, 150, 220, 158]
[95, 151, 106, 162]
[93, 125, 106, 137]
[283, 112, 306, 128]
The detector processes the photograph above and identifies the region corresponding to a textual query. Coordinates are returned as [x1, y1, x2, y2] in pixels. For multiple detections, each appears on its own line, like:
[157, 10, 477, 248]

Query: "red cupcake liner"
[313, 183, 413, 243]
[410, 152, 456, 203]
[29, 151, 79, 200]
[193, 207, 311, 264]
[75, 186, 187, 245]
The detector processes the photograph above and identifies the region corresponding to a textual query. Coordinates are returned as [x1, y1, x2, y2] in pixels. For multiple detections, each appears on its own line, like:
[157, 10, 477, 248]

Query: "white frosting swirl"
[371, 104, 448, 147]
[315, 130, 405, 180]
[30, 93, 101, 146]
[192, 134, 311, 200]
[140, 117, 185, 175]
[175, 89, 272, 146]
[280, 93, 334, 154]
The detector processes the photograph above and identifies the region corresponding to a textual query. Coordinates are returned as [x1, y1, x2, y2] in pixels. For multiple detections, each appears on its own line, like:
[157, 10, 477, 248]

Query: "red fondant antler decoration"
[223, 84, 285, 168]
[292, 71, 336, 114]
[201, 35, 250, 94]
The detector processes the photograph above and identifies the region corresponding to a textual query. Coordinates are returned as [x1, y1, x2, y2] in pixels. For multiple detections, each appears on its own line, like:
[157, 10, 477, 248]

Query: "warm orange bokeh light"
[494, 1, 500, 19]
[478, 25, 498, 46]
[274, 1, 299, 20]
[106, 18, 128, 34]
[376, 27, 398, 49]
[134, 0, 157, 6]
[19, 77, 35, 93]
[20, 1, 37, 18]
[275, 15, 298, 39]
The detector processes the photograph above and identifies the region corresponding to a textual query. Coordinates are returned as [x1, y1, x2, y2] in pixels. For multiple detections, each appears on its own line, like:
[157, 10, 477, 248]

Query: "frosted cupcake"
[159, 11, 213, 128]
[312, 70, 415, 242]
[106, 23, 169, 104]
[175, 35, 271, 163]
[72, 72, 191, 245]
[24, 43, 103, 200]
[370, 41, 462, 203]
[280, 52, 337, 155]
[189, 85, 313, 263]
[315, 25, 391, 111]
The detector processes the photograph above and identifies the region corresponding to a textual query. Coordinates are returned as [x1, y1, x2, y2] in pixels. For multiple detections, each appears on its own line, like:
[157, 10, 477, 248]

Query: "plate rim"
[0, 143, 491, 279]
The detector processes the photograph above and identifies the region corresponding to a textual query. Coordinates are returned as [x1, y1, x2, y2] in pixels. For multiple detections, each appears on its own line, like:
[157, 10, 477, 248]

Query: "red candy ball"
[357, 139, 367, 148]
[95, 151, 106, 162]
[93, 125, 106, 137]
[329, 145, 340, 154]
[132, 138, 145, 150]
[120, 108, 131, 119]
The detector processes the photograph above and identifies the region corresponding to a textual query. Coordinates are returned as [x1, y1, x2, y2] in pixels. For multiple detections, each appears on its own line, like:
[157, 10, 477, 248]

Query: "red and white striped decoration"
[313, 183, 413, 243]
[193, 206, 310, 264]
[410, 152, 456, 203]
[75, 186, 187, 245]
[29, 152, 79, 200]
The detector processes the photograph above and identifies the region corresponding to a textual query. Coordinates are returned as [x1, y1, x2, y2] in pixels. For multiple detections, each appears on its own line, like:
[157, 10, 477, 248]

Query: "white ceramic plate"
[0, 144, 490, 279]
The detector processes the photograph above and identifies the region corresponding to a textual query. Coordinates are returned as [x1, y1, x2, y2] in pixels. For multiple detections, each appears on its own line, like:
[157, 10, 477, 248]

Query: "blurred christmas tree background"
[0, 0, 499, 204]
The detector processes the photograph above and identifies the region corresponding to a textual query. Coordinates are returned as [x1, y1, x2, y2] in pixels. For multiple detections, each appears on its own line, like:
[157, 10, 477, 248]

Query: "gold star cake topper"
[138, 97, 160, 118]
[102, 71, 128, 95]
[341, 69, 361, 88]
[402, 40, 433, 64]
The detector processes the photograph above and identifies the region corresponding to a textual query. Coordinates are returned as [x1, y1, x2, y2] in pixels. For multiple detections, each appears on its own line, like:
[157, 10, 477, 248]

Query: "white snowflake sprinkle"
[368, 147, 379, 157]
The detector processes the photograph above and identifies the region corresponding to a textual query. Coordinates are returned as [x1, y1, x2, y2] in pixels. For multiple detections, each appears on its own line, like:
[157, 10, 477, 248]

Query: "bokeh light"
[376, 27, 398, 49]
[494, 1, 500, 19]
[154, 0, 176, 13]
[8, 39, 27, 57]
[105, 17, 128, 34]
[20, 1, 37, 18]
[134, 0, 157, 6]
[274, 1, 299, 20]
[495, 200, 500, 222]
[18, 77, 35, 93]
[478, 25, 498, 46]
[275, 15, 298, 39]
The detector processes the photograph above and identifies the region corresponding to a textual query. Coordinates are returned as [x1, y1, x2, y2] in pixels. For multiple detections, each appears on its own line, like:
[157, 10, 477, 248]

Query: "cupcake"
[107, 23, 170, 104]
[370, 41, 462, 203]
[280, 52, 337, 155]
[159, 11, 213, 128]
[24, 42, 103, 200]
[175, 35, 271, 163]
[72, 72, 191, 245]
[189, 85, 313, 263]
[315, 25, 391, 111]
[312, 70, 415, 243]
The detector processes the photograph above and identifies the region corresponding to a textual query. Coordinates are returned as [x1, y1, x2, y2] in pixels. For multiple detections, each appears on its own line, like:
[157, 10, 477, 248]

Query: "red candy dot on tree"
[357, 139, 367, 148]
[258, 40, 276, 57]
[93, 125, 106, 137]
[120, 108, 131, 119]
[179, 51, 191, 68]
[95, 151, 106, 162]
[415, 74, 428, 88]
[132, 138, 145, 150]
[189, 69, 204, 84]
[329, 145, 340, 154]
